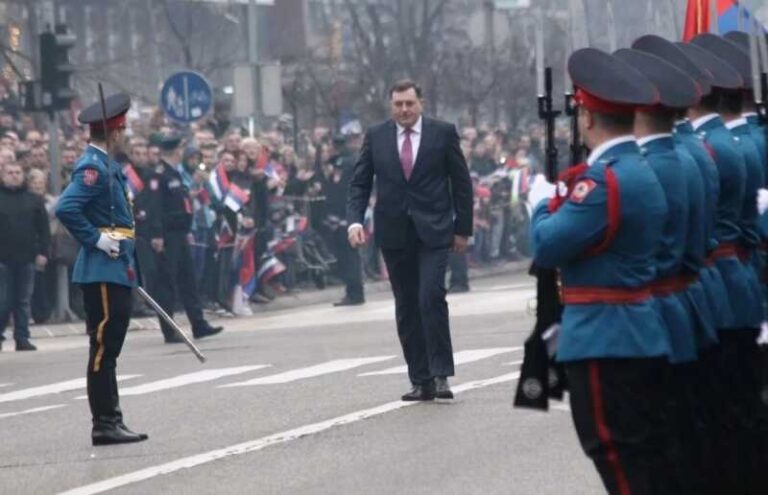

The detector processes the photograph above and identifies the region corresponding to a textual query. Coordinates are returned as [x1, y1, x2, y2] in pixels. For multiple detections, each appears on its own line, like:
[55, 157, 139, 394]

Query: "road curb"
[29, 259, 530, 340]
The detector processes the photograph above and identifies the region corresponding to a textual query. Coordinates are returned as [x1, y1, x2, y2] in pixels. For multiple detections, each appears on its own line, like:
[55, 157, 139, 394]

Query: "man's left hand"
[452, 236, 469, 254]
[35, 255, 48, 269]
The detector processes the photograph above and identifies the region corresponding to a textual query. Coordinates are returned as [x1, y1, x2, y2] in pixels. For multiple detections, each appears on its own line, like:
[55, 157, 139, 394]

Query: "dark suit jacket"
[346, 117, 473, 250]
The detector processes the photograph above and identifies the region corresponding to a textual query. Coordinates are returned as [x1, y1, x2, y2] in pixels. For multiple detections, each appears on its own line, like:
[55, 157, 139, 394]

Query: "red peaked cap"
[569, 48, 659, 115]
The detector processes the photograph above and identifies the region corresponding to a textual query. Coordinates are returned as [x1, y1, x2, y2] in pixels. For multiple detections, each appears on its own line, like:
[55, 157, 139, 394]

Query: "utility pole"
[247, 0, 261, 136]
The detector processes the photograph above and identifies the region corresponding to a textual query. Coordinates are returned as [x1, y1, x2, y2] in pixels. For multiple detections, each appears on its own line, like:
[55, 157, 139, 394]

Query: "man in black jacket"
[325, 135, 365, 306]
[0, 162, 50, 351]
[347, 80, 474, 401]
[148, 135, 223, 343]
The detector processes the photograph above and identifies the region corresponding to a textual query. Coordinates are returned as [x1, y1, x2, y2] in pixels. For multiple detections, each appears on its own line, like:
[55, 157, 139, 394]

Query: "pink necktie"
[401, 128, 413, 180]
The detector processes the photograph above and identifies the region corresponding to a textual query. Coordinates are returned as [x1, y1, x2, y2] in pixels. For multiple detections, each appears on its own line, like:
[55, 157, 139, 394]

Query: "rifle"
[514, 67, 565, 410]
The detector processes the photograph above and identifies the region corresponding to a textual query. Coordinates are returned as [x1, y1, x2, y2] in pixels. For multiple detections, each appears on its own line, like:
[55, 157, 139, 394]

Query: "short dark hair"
[592, 111, 635, 133]
[718, 89, 743, 115]
[699, 91, 720, 112]
[390, 79, 422, 99]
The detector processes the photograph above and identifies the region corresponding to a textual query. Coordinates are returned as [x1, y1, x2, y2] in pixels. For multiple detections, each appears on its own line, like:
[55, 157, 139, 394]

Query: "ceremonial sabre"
[96, 83, 206, 364]
[136, 287, 207, 363]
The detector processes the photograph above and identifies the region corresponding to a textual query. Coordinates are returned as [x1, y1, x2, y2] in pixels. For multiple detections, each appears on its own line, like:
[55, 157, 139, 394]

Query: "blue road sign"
[160, 71, 212, 123]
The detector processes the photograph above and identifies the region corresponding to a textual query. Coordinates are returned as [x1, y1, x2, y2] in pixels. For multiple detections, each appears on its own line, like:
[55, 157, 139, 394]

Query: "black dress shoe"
[193, 324, 223, 340]
[92, 423, 148, 446]
[434, 377, 454, 399]
[117, 424, 148, 441]
[15, 340, 37, 351]
[333, 298, 365, 307]
[401, 384, 436, 402]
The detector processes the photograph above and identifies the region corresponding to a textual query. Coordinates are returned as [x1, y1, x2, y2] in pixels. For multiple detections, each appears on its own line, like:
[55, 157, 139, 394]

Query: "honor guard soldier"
[691, 34, 768, 493]
[531, 48, 674, 495]
[632, 35, 728, 494]
[148, 134, 223, 343]
[677, 37, 766, 493]
[55, 93, 148, 446]
[615, 46, 709, 494]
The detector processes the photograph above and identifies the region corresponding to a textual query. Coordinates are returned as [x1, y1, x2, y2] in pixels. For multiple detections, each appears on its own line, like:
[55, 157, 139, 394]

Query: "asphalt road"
[0, 273, 603, 495]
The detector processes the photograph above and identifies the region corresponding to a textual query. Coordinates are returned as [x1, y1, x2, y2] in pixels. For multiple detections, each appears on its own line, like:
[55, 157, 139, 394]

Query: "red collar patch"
[83, 169, 99, 186]
[569, 179, 597, 203]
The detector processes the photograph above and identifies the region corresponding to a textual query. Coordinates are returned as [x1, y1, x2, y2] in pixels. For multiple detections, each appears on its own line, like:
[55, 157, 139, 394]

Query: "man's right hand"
[96, 234, 120, 259]
[151, 238, 165, 253]
[348, 224, 366, 248]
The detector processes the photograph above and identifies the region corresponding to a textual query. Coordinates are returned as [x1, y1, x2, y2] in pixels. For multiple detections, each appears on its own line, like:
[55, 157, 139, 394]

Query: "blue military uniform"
[533, 138, 670, 361]
[693, 114, 753, 330]
[54, 93, 148, 446]
[674, 120, 732, 334]
[727, 118, 764, 328]
[638, 135, 696, 363]
[56, 145, 138, 288]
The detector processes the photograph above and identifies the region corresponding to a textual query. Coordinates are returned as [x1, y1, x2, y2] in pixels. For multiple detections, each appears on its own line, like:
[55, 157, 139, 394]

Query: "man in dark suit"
[346, 80, 473, 401]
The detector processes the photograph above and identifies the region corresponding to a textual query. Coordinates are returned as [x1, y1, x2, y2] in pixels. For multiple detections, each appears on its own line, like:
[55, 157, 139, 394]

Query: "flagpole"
[710, 0, 719, 34]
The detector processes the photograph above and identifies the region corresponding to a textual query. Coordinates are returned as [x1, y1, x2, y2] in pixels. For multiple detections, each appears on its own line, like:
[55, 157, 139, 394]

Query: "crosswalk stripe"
[57, 371, 520, 495]
[358, 347, 521, 376]
[0, 375, 141, 404]
[221, 356, 395, 387]
[107, 366, 270, 397]
[503, 360, 524, 366]
[0, 404, 67, 419]
[0, 383, 12, 388]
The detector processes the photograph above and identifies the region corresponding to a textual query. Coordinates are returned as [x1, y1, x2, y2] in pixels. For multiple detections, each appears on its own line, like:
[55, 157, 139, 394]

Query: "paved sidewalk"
[28, 259, 530, 340]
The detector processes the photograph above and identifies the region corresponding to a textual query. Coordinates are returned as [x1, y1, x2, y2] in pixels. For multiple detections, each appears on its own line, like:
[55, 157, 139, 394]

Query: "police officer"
[149, 135, 223, 343]
[324, 134, 365, 306]
[531, 48, 673, 494]
[55, 93, 148, 446]
[121, 147, 161, 318]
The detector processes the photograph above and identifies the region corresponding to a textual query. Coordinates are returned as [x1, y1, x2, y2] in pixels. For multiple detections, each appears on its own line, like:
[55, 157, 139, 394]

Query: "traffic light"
[40, 24, 76, 111]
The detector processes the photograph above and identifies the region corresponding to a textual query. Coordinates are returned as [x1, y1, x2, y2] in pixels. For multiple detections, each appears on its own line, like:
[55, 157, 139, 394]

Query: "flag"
[683, 0, 763, 41]
[263, 160, 280, 180]
[256, 256, 286, 285]
[208, 163, 230, 202]
[224, 183, 250, 212]
[217, 220, 235, 249]
[122, 164, 144, 198]
[233, 231, 257, 296]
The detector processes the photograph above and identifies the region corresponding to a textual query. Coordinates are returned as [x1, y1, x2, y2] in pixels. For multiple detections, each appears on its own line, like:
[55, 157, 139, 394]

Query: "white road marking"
[503, 360, 524, 366]
[57, 371, 520, 495]
[0, 404, 67, 419]
[358, 347, 521, 376]
[221, 357, 395, 387]
[73, 366, 270, 399]
[551, 403, 571, 413]
[0, 375, 141, 404]
[0, 383, 12, 388]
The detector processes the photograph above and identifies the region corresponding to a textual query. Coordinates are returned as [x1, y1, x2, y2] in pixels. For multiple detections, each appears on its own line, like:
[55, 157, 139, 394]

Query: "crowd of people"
[0, 94, 548, 349]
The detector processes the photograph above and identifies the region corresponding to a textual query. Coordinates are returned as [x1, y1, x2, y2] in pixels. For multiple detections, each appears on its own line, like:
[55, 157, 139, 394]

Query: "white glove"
[758, 321, 768, 346]
[757, 188, 768, 215]
[527, 174, 565, 209]
[96, 233, 120, 258]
